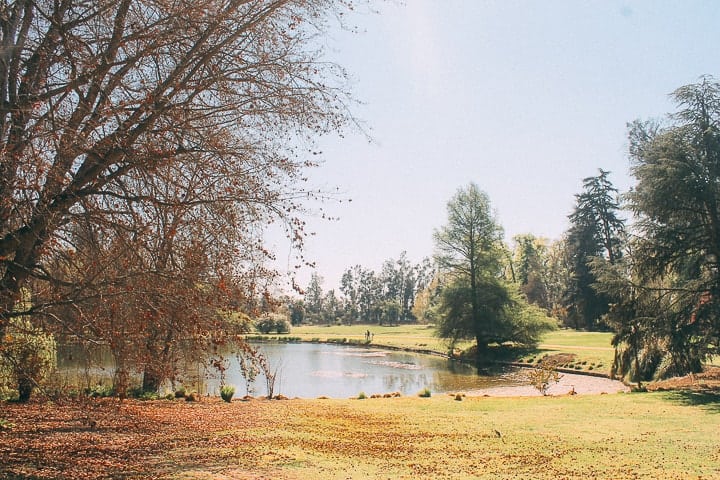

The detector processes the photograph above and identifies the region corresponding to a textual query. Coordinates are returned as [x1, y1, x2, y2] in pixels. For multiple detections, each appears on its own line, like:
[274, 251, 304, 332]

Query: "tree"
[304, 272, 325, 324]
[288, 299, 305, 326]
[605, 76, 720, 378]
[0, 1, 359, 366]
[511, 234, 550, 309]
[433, 184, 553, 363]
[411, 274, 440, 324]
[563, 169, 625, 329]
[322, 289, 341, 325]
[544, 237, 573, 320]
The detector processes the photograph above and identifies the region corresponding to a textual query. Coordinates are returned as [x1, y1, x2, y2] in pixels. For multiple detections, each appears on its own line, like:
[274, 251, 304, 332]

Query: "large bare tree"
[0, 0, 358, 360]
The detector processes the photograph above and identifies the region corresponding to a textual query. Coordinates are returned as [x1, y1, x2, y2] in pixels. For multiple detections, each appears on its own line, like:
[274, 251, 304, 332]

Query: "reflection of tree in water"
[382, 372, 429, 393]
[56, 343, 549, 398]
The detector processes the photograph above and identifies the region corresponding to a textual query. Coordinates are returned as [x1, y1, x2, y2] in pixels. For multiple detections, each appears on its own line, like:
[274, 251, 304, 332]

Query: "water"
[57, 342, 627, 398]
[205, 343, 530, 398]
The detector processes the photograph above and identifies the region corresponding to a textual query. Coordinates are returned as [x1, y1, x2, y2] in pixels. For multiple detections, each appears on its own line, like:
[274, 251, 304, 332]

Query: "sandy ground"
[464, 371, 630, 397]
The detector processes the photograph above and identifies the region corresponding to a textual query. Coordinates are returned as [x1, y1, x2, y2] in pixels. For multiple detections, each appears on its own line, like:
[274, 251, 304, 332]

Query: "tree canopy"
[0, 0, 361, 400]
[433, 184, 554, 362]
[598, 77, 720, 381]
[563, 169, 625, 330]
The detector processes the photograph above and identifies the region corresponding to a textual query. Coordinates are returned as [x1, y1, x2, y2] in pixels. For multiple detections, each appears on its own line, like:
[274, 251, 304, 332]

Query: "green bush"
[357, 391, 367, 400]
[255, 313, 291, 334]
[418, 388, 431, 398]
[220, 385, 235, 403]
[138, 391, 160, 401]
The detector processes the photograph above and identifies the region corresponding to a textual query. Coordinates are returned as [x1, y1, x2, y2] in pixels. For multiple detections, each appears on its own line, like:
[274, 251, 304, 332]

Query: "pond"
[211, 342, 529, 398]
[57, 342, 628, 398]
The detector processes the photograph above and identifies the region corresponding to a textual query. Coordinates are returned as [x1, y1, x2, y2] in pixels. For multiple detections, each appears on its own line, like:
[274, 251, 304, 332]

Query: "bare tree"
[0, 0, 362, 397]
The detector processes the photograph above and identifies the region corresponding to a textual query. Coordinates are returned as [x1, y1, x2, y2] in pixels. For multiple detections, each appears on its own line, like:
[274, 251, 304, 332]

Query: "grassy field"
[283, 324, 616, 374]
[4, 392, 718, 479]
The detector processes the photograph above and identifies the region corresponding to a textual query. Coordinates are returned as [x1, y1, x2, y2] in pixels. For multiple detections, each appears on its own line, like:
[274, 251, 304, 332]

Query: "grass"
[275, 325, 617, 375]
[526, 330, 616, 374]
[290, 323, 460, 354]
[195, 393, 719, 479]
[6, 392, 717, 479]
[5, 326, 719, 479]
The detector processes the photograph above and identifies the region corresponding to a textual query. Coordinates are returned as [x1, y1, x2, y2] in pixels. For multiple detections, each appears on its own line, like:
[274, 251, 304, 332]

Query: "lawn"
[286, 325, 616, 374]
[4, 326, 719, 479]
[2, 392, 719, 479]
[290, 323, 453, 353]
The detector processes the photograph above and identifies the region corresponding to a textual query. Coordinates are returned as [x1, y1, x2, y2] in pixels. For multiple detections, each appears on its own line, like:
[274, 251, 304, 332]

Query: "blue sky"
[271, 0, 720, 291]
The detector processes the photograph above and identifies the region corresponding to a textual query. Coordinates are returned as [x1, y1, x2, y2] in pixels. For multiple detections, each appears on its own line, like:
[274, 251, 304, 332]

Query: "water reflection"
[205, 343, 529, 398]
[57, 342, 594, 399]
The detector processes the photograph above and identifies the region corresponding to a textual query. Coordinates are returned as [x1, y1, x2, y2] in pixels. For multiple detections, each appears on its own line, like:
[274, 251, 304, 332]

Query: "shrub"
[357, 391, 367, 399]
[255, 313, 291, 334]
[0, 288, 57, 402]
[85, 384, 115, 398]
[418, 388, 431, 398]
[528, 359, 562, 395]
[220, 385, 235, 403]
[138, 391, 159, 401]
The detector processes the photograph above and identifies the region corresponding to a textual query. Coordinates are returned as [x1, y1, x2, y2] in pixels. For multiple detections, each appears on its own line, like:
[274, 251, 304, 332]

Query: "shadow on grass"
[661, 390, 720, 414]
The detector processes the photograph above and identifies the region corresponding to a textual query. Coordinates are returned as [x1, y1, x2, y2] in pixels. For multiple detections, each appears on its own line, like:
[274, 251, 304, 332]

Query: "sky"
[270, 0, 720, 292]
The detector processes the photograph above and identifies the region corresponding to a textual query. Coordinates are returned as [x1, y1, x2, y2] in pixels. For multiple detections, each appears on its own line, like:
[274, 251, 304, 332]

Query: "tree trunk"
[142, 367, 162, 393]
[474, 338, 489, 368]
[17, 376, 33, 403]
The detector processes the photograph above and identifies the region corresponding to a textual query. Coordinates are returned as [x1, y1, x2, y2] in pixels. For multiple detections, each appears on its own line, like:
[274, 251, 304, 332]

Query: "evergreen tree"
[602, 76, 720, 379]
[563, 169, 625, 329]
[434, 184, 554, 363]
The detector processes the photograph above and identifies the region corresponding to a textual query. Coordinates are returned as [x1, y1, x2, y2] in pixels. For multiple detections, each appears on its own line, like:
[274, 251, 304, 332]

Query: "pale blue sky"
[272, 0, 720, 291]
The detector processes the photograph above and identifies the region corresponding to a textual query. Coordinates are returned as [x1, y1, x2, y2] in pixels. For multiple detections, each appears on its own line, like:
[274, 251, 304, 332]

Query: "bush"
[85, 384, 115, 398]
[220, 385, 235, 403]
[138, 391, 160, 401]
[528, 359, 562, 395]
[357, 391, 367, 400]
[0, 288, 57, 402]
[255, 313, 291, 335]
[418, 388, 431, 398]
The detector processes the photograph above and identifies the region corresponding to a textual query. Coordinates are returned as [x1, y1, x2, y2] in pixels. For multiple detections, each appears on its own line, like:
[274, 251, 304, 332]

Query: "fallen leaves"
[2, 393, 720, 479]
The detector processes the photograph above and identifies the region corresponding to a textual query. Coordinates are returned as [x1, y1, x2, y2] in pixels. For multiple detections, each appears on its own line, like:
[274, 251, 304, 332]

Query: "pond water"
[210, 343, 529, 398]
[57, 342, 628, 398]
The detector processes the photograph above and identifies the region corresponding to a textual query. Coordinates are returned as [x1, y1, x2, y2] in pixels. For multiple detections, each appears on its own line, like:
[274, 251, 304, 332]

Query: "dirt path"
[464, 370, 629, 397]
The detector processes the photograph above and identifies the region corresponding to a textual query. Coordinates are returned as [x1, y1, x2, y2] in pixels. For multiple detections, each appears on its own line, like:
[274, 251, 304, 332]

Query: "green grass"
[530, 329, 616, 374]
[540, 329, 614, 349]
[289, 323, 460, 353]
